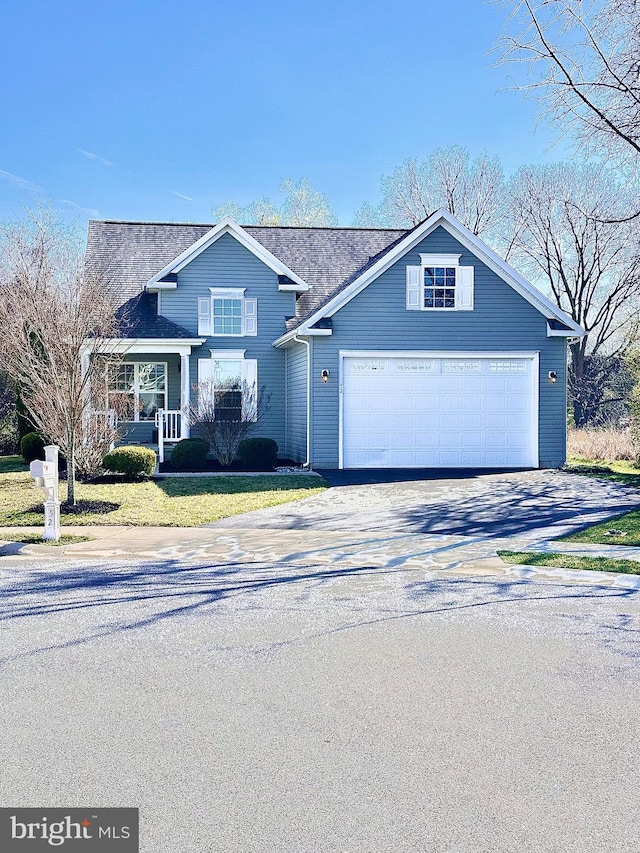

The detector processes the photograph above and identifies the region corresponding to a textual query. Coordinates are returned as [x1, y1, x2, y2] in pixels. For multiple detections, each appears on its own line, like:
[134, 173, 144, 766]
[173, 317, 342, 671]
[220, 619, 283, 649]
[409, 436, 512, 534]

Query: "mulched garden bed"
[158, 458, 300, 474]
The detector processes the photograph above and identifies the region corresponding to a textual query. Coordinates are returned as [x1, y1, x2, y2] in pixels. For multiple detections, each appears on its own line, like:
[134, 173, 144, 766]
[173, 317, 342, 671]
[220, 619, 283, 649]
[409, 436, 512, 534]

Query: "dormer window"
[213, 295, 242, 335]
[198, 288, 257, 337]
[406, 254, 474, 312]
[423, 264, 457, 308]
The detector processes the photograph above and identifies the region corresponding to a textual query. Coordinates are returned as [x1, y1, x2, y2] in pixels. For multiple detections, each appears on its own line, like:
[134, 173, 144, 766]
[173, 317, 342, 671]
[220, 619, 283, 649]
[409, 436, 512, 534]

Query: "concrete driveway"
[208, 468, 640, 540]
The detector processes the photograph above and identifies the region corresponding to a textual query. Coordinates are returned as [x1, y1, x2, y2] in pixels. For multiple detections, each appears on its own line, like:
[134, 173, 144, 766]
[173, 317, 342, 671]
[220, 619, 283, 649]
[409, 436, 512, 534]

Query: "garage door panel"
[484, 376, 508, 393]
[342, 354, 536, 468]
[458, 394, 483, 412]
[506, 412, 531, 430]
[484, 396, 509, 413]
[413, 394, 436, 412]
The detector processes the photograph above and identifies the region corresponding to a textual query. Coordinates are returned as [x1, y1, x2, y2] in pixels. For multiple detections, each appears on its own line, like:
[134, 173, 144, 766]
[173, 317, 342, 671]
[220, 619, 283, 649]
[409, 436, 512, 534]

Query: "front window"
[107, 362, 167, 421]
[424, 266, 456, 309]
[213, 298, 243, 335]
[212, 359, 242, 421]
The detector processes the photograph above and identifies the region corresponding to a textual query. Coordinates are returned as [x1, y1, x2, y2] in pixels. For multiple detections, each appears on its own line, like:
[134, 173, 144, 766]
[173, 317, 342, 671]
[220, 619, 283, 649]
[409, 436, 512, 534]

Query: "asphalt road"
[0, 555, 638, 853]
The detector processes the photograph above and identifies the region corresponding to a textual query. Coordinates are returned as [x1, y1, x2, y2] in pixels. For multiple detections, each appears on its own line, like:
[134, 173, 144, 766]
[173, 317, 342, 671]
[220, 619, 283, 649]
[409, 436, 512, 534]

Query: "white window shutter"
[455, 266, 474, 311]
[243, 298, 257, 336]
[198, 297, 212, 335]
[197, 358, 214, 414]
[241, 359, 258, 422]
[406, 266, 421, 310]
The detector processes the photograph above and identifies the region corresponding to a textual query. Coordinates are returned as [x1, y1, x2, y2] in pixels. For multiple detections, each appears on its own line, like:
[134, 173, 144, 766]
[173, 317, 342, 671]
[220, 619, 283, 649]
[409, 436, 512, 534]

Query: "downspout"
[293, 335, 311, 469]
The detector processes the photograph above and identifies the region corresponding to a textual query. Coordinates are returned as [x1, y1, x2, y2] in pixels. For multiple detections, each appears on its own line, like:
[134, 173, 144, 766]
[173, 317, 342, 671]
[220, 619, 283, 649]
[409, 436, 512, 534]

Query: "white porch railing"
[155, 409, 185, 463]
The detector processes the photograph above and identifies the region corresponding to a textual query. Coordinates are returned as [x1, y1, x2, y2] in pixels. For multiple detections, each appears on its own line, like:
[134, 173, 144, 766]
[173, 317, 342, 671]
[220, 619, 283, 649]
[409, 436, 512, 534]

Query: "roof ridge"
[89, 219, 407, 233]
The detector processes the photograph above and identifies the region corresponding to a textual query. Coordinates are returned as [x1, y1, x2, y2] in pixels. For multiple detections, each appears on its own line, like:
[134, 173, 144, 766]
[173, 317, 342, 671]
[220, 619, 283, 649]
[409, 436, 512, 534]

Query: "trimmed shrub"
[238, 437, 278, 470]
[103, 445, 156, 479]
[170, 438, 209, 471]
[20, 432, 46, 463]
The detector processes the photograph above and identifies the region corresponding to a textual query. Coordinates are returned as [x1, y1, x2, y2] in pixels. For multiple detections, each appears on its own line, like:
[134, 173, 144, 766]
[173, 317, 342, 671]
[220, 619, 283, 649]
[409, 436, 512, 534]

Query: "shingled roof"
[114, 292, 198, 339]
[86, 220, 408, 328]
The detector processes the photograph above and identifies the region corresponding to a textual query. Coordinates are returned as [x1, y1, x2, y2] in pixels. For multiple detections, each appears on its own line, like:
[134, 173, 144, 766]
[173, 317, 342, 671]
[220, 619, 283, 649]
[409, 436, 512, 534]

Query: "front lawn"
[559, 511, 640, 547]
[562, 459, 640, 545]
[0, 455, 28, 474]
[0, 461, 327, 527]
[498, 550, 640, 575]
[565, 457, 640, 487]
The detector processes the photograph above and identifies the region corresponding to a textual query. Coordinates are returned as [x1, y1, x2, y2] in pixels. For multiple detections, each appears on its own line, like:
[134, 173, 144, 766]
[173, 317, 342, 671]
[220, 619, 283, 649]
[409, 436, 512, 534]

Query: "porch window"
[107, 362, 167, 421]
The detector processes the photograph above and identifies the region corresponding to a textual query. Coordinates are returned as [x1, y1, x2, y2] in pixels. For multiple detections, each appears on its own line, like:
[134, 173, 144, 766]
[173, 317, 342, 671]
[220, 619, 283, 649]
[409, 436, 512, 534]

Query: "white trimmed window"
[197, 350, 259, 422]
[406, 254, 474, 311]
[198, 288, 258, 337]
[107, 362, 167, 421]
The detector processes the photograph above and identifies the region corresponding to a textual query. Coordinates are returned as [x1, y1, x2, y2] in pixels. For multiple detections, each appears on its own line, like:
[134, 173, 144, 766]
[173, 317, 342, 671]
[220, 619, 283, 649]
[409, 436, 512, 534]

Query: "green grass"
[0, 533, 94, 546]
[559, 511, 640, 546]
[565, 457, 640, 486]
[0, 460, 327, 527]
[0, 455, 28, 474]
[498, 550, 640, 575]
[562, 457, 640, 545]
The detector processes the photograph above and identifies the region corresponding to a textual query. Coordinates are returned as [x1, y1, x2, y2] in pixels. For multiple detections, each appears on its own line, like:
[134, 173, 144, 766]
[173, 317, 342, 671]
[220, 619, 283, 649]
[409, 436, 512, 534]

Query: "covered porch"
[84, 337, 205, 462]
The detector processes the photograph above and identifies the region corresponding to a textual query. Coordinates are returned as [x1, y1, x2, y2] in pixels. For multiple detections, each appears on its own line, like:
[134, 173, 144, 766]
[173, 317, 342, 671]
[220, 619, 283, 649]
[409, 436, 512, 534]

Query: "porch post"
[180, 353, 190, 439]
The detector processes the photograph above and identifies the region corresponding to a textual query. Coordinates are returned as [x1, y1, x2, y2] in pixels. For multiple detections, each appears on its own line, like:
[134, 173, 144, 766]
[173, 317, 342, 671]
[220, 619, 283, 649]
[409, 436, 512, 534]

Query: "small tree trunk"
[570, 340, 588, 427]
[66, 440, 76, 506]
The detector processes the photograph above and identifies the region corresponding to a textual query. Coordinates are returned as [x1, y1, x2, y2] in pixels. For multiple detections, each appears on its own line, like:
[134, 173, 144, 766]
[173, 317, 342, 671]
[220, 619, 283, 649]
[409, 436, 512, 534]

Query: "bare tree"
[504, 162, 640, 424]
[0, 209, 122, 504]
[279, 178, 338, 226]
[212, 177, 338, 226]
[353, 147, 506, 237]
[497, 0, 640, 172]
[189, 380, 271, 467]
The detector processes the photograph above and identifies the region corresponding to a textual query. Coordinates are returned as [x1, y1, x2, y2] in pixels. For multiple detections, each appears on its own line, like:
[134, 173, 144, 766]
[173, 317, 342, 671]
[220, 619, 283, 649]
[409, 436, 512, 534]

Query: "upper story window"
[198, 288, 257, 337]
[424, 265, 457, 309]
[406, 254, 474, 312]
[213, 296, 242, 335]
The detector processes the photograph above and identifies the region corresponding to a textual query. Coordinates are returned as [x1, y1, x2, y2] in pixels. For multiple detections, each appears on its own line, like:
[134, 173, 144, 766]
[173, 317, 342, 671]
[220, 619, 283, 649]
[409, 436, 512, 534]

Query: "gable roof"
[86, 213, 584, 341]
[274, 209, 585, 344]
[145, 217, 309, 292]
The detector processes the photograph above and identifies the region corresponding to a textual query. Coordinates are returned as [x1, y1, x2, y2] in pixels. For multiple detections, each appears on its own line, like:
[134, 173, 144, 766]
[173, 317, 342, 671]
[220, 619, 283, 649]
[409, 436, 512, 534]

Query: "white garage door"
[341, 353, 537, 468]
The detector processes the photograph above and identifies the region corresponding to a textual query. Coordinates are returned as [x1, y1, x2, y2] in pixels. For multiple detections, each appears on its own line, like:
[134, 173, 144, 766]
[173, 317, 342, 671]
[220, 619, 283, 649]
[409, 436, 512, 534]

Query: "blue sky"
[0, 0, 572, 226]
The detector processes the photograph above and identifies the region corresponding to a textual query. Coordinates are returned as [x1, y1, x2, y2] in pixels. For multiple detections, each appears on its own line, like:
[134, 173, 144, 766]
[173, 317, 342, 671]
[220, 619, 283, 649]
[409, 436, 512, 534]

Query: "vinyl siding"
[285, 343, 308, 462]
[159, 232, 295, 455]
[310, 226, 567, 469]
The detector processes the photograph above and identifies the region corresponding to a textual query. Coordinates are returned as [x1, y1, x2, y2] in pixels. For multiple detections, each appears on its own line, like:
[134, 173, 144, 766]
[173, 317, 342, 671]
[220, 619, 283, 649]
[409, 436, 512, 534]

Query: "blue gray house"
[85, 210, 583, 469]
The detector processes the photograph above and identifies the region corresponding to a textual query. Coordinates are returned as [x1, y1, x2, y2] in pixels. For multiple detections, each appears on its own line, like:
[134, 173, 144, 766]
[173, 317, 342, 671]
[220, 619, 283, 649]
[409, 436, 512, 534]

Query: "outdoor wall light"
[321, 369, 330, 383]
[548, 371, 558, 384]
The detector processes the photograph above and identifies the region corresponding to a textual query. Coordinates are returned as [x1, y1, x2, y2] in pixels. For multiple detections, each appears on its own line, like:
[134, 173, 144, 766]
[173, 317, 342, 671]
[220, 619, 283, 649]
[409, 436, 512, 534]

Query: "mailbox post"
[29, 445, 61, 541]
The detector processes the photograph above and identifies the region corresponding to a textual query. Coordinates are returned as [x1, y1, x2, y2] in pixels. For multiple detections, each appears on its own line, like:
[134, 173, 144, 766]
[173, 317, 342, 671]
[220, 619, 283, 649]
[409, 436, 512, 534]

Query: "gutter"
[293, 335, 311, 469]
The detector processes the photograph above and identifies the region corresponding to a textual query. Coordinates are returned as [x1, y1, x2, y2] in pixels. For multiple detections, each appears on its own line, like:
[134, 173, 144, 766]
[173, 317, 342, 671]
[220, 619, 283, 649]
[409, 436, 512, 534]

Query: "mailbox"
[29, 460, 56, 479]
[29, 448, 61, 541]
